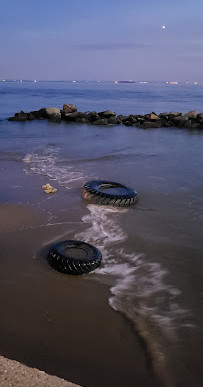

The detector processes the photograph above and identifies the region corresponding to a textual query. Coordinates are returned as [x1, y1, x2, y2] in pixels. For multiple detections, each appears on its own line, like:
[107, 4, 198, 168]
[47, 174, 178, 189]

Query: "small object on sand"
[42, 183, 57, 194]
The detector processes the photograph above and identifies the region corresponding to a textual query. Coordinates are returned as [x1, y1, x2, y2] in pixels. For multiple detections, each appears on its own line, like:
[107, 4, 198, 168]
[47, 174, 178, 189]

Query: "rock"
[159, 112, 169, 118]
[140, 121, 162, 128]
[63, 112, 85, 121]
[86, 112, 100, 122]
[117, 115, 128, 122]
[183, 120, 192, 128]
[42, 183, 57, 194]
[136, 116, 146, 124]
[124, 120, 133, 126]
[122, 116, 134, 123]
[169, 112, 182, 117]
[124, 116, 137, 126]
[129, 114, 138, 119]
[8, 111, 28, 121]
[98, 110, 116, 118]
[107, 116, 122, 125]
[171, 116, 188, 127]
[63, 104, 77, 114]
[147, 113, 160, 121]
[124, 115, 139, 126]
[27, 113, 36, 120]
[184, 111, 197, 119]
[7, 107, 202, 131]
[93, 118, 108, 125]
[75, 117, 89, 123]
[162, 121, 175, 127]
[46, 107, 61, 123]
[46, 107, 60, 115]
[30, 108, 47, 119]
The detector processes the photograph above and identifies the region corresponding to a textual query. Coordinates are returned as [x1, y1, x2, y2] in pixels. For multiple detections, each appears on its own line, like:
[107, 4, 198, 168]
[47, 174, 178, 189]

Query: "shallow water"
[0, 82, 203, 387]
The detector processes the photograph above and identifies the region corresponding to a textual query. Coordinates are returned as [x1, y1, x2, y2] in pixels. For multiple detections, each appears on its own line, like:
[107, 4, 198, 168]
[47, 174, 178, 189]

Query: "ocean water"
[0, 81, 203, 387]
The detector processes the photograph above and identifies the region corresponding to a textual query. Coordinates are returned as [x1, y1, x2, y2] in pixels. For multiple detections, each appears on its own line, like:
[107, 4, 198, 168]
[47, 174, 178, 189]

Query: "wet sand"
[0, 204, 158, 387]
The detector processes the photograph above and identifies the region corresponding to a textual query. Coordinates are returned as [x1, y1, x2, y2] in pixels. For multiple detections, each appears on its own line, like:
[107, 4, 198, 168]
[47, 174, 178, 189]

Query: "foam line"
[23, 146, 89, 189]
[76, 204, 191, 387]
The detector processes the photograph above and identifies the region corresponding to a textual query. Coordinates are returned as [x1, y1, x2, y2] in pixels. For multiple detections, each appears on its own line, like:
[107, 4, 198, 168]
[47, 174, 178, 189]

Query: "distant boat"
[72, 80, 77, 83]
[20, 80, 23, 83]
[118, 80, 135, 83]
[34, 80, 37, 83]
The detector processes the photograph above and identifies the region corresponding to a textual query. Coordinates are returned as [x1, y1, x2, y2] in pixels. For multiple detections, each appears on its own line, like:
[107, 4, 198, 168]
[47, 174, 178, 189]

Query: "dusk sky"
[0, 0, 202, 81]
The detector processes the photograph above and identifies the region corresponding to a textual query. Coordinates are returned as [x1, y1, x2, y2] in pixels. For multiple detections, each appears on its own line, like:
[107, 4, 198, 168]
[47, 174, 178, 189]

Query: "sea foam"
[76, 204, 191, 387]
[23, 146, 88, 189]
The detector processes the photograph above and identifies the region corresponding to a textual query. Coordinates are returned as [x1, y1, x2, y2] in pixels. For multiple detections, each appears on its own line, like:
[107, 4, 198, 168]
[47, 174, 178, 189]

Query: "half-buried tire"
[47, 240, 102, 275]
[82, 180, 138, 207]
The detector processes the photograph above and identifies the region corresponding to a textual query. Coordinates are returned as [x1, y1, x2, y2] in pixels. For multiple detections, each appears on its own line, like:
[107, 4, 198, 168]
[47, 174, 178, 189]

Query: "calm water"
[0, 81, 203, 387]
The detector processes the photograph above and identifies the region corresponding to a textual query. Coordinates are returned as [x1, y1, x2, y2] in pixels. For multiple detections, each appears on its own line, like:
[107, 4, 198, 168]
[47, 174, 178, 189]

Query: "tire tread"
[47, 241, 102, 275]
[82, 180, 138, 207]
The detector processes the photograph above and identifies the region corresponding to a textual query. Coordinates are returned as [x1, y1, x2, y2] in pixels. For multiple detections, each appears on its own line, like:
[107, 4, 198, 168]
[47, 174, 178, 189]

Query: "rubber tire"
[82, 180, 138, 207]
[47, 240, 102, 275]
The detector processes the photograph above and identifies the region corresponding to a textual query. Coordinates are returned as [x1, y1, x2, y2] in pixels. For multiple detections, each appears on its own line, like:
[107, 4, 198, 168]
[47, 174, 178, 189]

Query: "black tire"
[47, 240, 102, 275]
[82, 180, 138, 207]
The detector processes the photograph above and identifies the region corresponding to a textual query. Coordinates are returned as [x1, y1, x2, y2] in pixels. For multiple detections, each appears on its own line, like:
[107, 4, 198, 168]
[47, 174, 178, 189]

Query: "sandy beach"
[0, 78, 202, 387]
[0, 203, 157, 387]
[0, 355, 82, 387]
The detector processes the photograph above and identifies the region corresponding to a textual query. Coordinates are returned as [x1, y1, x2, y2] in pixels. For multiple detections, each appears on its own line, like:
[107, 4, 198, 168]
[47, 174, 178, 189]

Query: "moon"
[161, 25, 166, 29]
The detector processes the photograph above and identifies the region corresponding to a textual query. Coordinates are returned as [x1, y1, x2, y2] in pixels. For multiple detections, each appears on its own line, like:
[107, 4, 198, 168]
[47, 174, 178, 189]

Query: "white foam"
[23, 146, 88, 189]
[76, 204, 191, 386]
[76, 204, 188, 334]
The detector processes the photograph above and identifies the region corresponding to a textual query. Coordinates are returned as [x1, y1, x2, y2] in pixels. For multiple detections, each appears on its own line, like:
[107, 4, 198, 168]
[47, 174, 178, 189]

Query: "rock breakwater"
[8, 105, 203, 129]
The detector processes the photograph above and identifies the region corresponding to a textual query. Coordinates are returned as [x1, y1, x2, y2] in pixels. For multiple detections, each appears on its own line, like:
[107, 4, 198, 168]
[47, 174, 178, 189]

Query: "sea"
[0, 81, 203, 387]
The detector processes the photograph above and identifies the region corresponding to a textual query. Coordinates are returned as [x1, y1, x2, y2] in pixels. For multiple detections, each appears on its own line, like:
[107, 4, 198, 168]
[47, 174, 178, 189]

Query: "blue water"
[1, 81, 203, 119]
[0, 81, 203, 387]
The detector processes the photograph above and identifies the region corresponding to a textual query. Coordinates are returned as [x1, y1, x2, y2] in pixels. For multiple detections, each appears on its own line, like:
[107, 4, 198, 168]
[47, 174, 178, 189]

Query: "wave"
[23, 146, 90, 189]
[55, 152, 158, 166]
[75, 204, 191, 387]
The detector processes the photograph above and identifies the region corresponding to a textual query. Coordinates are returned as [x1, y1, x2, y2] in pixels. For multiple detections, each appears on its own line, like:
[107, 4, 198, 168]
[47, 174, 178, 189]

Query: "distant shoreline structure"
[116, 80, 136, 83]
[0, 79, 201, 85]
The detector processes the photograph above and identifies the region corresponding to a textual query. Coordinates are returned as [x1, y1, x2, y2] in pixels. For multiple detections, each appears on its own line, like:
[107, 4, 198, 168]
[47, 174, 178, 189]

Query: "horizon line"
[0, 79, 202, 83]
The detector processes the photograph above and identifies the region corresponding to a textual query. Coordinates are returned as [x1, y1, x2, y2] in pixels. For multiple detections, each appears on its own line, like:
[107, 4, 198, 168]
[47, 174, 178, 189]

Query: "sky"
[0, 0, 203, 81]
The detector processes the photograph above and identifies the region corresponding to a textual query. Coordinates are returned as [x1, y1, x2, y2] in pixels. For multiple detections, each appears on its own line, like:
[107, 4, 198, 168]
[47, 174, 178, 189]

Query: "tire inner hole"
[99, 183, 128, 195]
[64, 247, 88, 259]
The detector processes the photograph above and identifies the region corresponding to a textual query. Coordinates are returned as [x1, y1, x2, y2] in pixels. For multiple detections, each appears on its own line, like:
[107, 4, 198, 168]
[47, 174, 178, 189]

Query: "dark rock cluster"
[8, 105, 203, 129]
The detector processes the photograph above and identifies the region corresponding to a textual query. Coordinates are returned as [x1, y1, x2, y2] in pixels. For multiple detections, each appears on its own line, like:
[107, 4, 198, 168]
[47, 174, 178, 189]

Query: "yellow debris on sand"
[42, 183, 57, 194]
